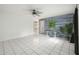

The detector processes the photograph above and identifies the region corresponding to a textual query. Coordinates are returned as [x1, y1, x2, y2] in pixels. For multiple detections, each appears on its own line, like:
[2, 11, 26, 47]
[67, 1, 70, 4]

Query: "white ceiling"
[0, 4, 76, 19]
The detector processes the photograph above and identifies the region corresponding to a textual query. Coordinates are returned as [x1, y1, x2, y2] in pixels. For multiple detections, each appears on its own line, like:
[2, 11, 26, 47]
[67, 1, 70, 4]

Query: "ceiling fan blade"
[21, 5, 43, 16]
[36, 11, 42, 14]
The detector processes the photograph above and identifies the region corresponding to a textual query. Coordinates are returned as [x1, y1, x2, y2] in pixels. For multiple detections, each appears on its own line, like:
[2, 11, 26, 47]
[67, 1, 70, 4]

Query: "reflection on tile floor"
[0, 34, 75, 55]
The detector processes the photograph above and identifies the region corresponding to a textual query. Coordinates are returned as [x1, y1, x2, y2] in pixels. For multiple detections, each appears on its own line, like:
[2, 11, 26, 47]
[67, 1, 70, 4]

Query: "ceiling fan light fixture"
[32, 9, 42, 16]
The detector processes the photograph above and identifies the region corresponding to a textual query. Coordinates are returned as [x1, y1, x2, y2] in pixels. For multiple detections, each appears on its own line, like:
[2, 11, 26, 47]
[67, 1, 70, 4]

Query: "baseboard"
[0, 33, 34, 42]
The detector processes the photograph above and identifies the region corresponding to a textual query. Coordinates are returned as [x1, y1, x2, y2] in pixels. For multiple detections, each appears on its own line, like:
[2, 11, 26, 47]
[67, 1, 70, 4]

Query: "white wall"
[0, 4, 75, 41]
[0, 5, 34, 41]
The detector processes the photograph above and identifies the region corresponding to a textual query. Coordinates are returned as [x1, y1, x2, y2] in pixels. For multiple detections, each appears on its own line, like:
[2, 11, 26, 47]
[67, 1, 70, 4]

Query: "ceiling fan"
[31, 9, 42, 16]
[22, 5, 42, 16]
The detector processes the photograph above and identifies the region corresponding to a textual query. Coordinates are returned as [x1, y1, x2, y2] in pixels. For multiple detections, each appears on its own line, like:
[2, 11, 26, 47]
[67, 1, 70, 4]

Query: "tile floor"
[0, 34, 75, 55]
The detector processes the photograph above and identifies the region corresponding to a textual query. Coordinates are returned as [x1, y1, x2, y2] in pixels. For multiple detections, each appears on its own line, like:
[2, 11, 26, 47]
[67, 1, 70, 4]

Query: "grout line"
[2, 41, 5, 55]
[7, 40, 16, 55]
[0, 35, 75, 55]
[58, 40, 65, 55]
[9, 40, 25, 55]
[48, 43, 59, 55]
[13, 40, 36, 55]
[15, 39, 39, 55]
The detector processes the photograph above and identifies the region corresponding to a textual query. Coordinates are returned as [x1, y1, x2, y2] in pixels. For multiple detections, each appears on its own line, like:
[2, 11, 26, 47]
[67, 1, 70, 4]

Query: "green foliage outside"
[48, 18, 56, 29]
[60, 23, 73, 38]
